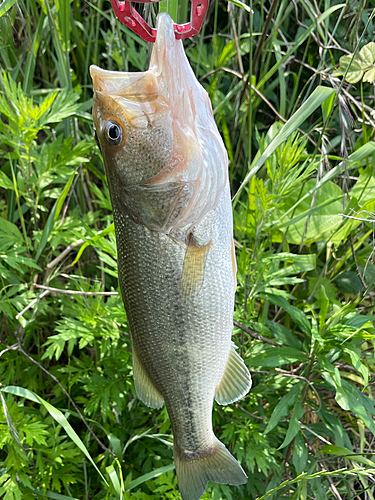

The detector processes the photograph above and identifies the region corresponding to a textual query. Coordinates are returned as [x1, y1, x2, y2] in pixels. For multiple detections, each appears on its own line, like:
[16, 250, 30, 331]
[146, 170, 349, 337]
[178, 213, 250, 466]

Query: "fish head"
[91, 66, 174, 187]
[90, 13, 228, 235]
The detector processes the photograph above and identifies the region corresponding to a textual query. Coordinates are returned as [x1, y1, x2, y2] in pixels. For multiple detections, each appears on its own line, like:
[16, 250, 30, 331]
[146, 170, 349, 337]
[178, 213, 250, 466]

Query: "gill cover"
[90, 13, 228, 237]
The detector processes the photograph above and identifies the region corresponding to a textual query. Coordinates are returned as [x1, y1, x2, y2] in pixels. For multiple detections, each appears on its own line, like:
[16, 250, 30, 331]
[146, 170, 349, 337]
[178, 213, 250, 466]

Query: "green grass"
[1, 1, 375, 499]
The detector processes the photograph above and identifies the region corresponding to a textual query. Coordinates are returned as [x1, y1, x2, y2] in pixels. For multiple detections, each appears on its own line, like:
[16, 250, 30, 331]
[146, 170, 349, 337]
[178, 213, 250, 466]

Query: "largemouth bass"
[90, 13, 251, 500]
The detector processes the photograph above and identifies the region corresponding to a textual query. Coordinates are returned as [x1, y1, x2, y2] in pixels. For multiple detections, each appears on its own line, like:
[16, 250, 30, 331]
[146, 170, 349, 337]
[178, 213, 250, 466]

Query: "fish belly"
[114, 185, 234, 452]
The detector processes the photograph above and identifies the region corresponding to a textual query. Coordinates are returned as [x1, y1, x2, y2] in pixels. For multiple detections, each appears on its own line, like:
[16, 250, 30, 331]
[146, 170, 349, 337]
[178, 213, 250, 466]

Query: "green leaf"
[309, 278, 337, 302]
[126, 464, 175, 491]
[363, 67, 375, 83]
[34, 204, 57, 263]
[265, 383, 303, 433]
[267, 321, 302, 350]
[72, 223, 115, 264]
[278, 398, 304, 449]
[276, 142, 375, 239]
[35, 170, 78, 262]
[293, 431, 308, 474]
[0, 386, 108, 486]
[25, 487, 80, 500]
[319, 286, 330, 332]
[227, 0, 252, 12]
[320, 445, 375, 467]
[0, 0, 17, 18]
[335, 55, 363, 84]
[263, 294, 311, 335]
[359, 42, 375, 66]
[0, 218, 23, 241]
[334, 271, 363, 294]
[233, 86, 336, 206]
[249, 345, 309, 368]
[158, 0, 178, 21]
[0, 170, 14, 190]
[321, 91, 335, 123]
[106, 463, 122, 499]
[108, 434, 123, 459]
[352, 174, 375, 207]
[0, 474, 22, 500]
[276, 180, 343, 244]
[318, 402, 349, 448]
[333, 42, 375, 83]
[38, 90, 81, 126]
[344, 141, 375, 164]
[343, 345, 369, 386]
[335, 380, 375, 434]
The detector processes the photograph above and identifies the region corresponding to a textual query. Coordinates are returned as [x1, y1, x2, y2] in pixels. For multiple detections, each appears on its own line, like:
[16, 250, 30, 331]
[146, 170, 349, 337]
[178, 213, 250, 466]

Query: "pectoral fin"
[215, 343, 252, 405]
[132, 347, 164, 409]
[181, 233, 211, 299]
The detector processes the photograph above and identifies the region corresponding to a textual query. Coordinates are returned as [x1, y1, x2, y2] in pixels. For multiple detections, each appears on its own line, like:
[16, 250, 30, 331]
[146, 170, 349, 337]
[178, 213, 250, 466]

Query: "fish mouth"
[90, 65, 144, 92]
[90, 65, 160, 103]
[89, 13, 179, 104]
[89, 13, 176, 102]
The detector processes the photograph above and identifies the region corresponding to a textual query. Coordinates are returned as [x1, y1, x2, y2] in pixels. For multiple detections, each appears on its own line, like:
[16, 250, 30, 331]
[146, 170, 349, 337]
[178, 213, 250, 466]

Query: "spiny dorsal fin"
[181, 233, 211, 300]
[215, 343, 252, 405]
[132, 347, 164, 409]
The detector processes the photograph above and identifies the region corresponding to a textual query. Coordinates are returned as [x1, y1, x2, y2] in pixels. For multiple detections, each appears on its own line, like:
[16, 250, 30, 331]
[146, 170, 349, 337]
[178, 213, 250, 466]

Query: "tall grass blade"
[159, 0, 178, 21]
[227, 0, 252, 12]
[106, 463, 123, 499]
[23, 13, 46, 94]
[0, 0, 17, 18]
[1, 386, 108, 485]
[35, 170, 78, 262]
[233, 86, 336, 206]
[126, 464, 175, 491]
[256, 4, 346, 91]
[25, 487, 80, 500]
[281, 142, 375, 220]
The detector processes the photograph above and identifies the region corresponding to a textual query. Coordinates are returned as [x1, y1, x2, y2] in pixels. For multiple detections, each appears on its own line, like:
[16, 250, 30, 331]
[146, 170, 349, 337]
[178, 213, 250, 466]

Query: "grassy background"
[1, 0, 375, 499]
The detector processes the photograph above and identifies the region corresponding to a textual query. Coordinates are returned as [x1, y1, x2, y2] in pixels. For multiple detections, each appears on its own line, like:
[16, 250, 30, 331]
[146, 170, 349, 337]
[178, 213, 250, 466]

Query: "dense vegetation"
[1, 0, 375, 498]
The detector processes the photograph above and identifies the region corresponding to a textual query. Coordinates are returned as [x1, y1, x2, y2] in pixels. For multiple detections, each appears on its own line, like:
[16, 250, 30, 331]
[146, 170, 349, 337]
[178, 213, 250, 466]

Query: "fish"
[90, 13, 252, 500]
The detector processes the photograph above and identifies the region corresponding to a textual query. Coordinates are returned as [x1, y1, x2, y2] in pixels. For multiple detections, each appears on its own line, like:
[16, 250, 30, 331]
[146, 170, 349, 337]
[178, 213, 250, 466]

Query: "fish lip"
[90, 65, 162, 105]
[90, 65, 111, 92]
[90, 65, 148, 93]
[90, 65, 128, 93]
[89, 13, 176, 93]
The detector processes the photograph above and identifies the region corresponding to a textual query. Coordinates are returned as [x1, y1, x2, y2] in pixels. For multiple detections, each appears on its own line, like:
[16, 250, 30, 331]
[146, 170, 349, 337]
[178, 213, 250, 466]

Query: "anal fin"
[181, 233, 211, 299]
[215, 343, 252, 405]
[132, 347, 164, 409]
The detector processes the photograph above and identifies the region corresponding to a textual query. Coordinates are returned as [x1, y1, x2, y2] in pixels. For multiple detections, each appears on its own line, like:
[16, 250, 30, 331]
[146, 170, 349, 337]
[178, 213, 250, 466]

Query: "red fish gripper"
[110, 0, 208, 43]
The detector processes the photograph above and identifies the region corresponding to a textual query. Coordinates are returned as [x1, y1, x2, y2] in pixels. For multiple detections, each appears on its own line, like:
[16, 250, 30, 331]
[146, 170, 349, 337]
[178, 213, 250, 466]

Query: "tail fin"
[174, 438, 247, 500]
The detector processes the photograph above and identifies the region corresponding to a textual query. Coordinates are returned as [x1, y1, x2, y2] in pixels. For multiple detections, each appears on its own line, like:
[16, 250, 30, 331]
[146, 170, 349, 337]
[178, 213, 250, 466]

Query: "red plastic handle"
[110, 0, 208, 43]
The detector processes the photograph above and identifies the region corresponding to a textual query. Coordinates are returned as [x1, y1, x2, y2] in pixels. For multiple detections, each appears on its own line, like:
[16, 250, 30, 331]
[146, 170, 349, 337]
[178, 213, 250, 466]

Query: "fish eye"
[104, 121, 124, 146]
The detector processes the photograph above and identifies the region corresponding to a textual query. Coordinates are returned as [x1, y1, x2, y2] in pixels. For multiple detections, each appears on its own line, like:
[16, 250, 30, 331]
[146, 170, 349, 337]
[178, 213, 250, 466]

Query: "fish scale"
[91, 13, 252, 500]
[114, 187, 233, 451]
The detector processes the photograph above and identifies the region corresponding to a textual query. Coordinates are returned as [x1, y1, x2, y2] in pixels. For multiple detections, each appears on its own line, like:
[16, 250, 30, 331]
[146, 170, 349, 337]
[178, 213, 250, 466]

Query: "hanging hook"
[110, 0, 208, 43]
